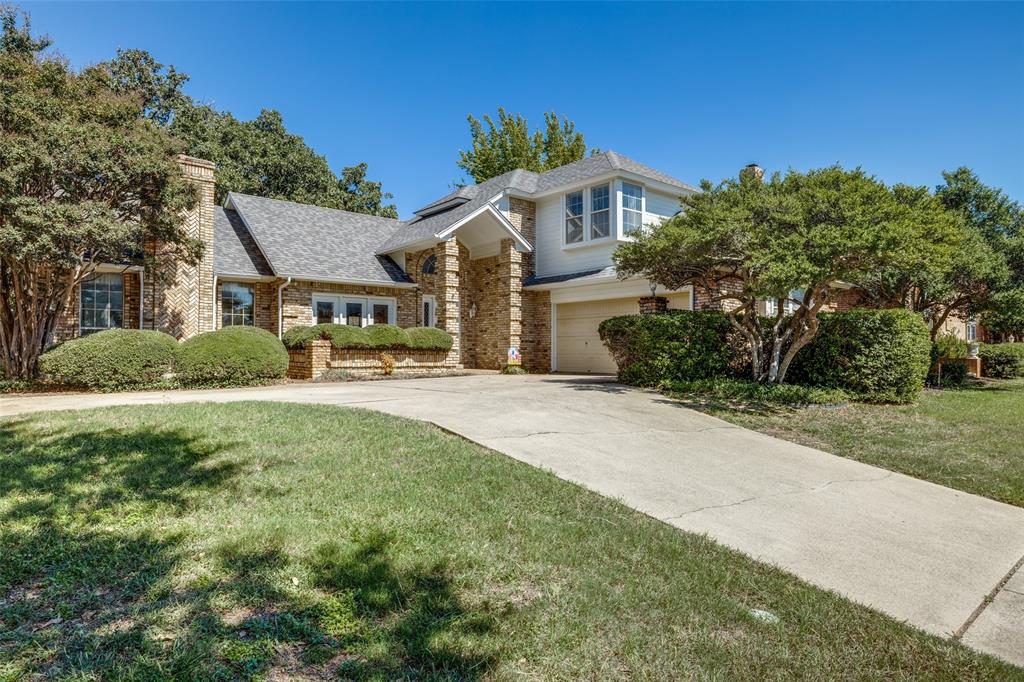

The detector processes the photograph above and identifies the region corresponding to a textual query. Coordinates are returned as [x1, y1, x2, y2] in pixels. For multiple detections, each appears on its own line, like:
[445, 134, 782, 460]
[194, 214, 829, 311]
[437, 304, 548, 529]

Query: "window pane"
[591, 210, 610, 239]
[346, 302, 363, 326]
[424, 302, 431, 326]
[316, 301, 334, 324]
[623, 210, 642, 233]
[591, 185, 609, 211]
[623, 182, 643, 211]
[566, 216, 584, 243]
[222, 284, 254, 326]
[566, 191, 583, 218]
[372, 303, 389, 325]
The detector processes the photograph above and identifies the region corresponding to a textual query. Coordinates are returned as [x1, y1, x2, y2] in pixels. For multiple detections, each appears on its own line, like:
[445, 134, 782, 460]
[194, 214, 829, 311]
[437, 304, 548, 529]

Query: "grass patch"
[0, 403, 1018, 679]
[665, 378, 849, 410]
[695, 379, 1024, 508]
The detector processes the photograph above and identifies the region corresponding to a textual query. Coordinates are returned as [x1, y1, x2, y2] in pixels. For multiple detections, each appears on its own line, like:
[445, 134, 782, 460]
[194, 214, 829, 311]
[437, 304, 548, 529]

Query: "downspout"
[212, 274, 218, 330]
[138, 270, 145, 329]
[277, 277, 292, 339]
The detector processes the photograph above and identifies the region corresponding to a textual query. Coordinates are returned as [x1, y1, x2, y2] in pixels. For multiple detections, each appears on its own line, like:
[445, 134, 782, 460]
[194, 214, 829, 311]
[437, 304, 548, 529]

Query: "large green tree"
[0, 11, 200, 378]
[457, 107, 592, 184]
[102, 48, 398, 217]
[613, 166, 961, 384]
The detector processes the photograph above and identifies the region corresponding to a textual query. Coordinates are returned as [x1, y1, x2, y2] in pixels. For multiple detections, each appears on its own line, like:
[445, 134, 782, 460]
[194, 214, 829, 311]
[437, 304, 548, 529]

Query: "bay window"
[565, 190, 584, 243]
[80, 273, 124, 334]
[590, 184, 610, 239]
[622, 182, 644, 234]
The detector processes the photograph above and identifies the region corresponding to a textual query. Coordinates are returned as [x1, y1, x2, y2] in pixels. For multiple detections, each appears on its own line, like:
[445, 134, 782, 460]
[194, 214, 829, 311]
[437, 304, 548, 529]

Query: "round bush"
[38, 329, 178, 391]
[176, 326, 288, 386]
[980, 344, 1024, 379]
[405, 327, 454, 351]
[598, 311, 743, 387]
[788, 309, 932, 403]
[363, 324, 410, 349]
[282, 323, 371, 350]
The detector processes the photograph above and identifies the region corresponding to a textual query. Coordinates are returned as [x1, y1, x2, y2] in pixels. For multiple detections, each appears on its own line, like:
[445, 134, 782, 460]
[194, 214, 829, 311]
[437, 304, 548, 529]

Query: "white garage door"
[555, 293, 691, 374]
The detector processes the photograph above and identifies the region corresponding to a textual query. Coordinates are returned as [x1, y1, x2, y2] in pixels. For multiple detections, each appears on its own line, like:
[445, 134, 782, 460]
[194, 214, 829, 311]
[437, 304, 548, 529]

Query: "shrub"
[934, 332, 967, 360]
[788, 309, 932, 403]
[176, 326, 288, 386]
[501, 364, 527, 375]
[282, 324, 369, 350]
[38, 329, 178, 391]
[980, 343, 1024, 379]
[598, 311, 742, 387]
[666, 377, 849, 406]
[935, 360, 969, 387]
[363, 324, 410, 349]
[379, 352, 396, 376]
[405, 327, 455, 351]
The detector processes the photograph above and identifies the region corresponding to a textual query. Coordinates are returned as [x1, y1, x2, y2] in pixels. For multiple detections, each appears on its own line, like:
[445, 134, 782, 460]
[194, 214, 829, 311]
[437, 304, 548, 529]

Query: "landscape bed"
[0, 402, 1018, 680]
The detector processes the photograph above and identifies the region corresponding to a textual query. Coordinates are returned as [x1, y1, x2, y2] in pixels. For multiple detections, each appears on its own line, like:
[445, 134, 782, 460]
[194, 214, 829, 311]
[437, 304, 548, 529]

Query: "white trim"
[435, 203, 534, 252]
[508, 169, 696, 202]
[313, 292, 397, 327]
[214, 272, 276, 282]
[550, 303, 558, 372]
[548, 279, 693, 305]
[287, 275, 417, 289]
[421, 294, 437, 327]
[138, 270, 145, 329]
[91, 263, 143, 273]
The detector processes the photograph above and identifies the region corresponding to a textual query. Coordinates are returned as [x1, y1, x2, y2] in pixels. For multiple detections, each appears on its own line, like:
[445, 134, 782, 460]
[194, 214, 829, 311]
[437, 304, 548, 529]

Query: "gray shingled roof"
[227, 193, 412, 285]
[214, 207, 274, 278]
[523, 266, 617, 288]
[381, 151, 694, 253]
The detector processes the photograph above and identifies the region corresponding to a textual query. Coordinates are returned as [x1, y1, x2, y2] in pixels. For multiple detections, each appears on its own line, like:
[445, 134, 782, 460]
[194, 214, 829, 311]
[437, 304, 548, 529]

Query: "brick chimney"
[144, 155, 217, 339]
[740, 163, 764, 181]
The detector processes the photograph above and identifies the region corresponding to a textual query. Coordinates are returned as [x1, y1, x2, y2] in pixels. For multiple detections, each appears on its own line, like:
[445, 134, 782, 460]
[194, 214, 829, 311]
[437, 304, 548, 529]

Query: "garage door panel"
[556, 297, 639, 374]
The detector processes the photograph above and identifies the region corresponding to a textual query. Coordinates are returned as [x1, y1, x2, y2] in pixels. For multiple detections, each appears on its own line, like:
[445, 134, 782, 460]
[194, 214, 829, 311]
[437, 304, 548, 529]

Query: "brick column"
[437, 238, 462, 367]
[499, 238, 523, 366]
[639, 296, 668, 314]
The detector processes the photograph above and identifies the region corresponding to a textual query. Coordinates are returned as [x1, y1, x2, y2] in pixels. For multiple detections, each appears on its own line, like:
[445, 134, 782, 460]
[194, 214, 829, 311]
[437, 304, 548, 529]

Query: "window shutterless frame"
[312, 293, 396, 327]
[621, 181, 644, 235]
[80, 272, 124, 334]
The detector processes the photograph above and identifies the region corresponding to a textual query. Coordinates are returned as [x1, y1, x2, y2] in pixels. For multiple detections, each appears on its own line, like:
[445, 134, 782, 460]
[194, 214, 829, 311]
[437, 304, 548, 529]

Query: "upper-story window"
[622, 182, 644, 234]
[565, 190, 584, 243]
[590, 184, 610, 239]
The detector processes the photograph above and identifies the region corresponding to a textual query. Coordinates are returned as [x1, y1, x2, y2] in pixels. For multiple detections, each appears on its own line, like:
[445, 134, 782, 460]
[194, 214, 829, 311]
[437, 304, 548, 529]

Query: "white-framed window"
[966, 317, 978, 342]
[220, 282, 254, 327]
[312, 293, 396, 327]
[422, 294, 437, 327]
[766, 289, 806, 316]
[565, 190, 584, 244]
[590, 183, 611, 239]
[80, 273, 123, 334]
[622, 182, 644, 234]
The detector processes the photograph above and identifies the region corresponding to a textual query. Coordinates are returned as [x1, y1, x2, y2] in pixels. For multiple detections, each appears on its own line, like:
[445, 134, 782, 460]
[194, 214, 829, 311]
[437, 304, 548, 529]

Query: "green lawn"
[694, 379, 1024, 508]
[1, 403, 1019, 680]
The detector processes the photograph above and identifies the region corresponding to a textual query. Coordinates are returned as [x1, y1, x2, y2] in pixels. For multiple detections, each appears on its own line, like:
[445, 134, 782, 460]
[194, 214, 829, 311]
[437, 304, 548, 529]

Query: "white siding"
[645, 188, 683, 221]
[535, 194, 620, 277]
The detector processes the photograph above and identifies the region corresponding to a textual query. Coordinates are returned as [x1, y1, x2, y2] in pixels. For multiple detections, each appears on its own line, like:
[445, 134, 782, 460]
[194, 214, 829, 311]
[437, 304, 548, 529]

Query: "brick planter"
[288, 339, 454, 379]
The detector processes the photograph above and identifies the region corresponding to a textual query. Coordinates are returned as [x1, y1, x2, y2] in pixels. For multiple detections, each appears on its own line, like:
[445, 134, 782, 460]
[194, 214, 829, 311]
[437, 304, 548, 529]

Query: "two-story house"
[54, 152, 710, 373]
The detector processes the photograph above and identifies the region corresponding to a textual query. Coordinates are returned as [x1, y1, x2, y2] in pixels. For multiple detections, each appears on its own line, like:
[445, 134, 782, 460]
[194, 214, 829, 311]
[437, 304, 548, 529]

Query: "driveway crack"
[953, 553, 1024, 641]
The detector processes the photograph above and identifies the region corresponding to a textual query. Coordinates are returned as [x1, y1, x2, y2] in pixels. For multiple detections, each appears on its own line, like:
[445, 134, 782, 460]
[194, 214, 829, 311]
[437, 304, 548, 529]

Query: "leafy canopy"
[0, 16, 199, 377]
[457, 107, 593, 184]
[614, 166, 961, 383]
[102, 49, 398, 217]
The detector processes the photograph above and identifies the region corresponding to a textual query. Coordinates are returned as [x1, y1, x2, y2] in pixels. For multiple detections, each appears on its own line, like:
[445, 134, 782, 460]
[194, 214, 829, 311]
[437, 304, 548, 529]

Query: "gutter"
[276, 277, 292, 339]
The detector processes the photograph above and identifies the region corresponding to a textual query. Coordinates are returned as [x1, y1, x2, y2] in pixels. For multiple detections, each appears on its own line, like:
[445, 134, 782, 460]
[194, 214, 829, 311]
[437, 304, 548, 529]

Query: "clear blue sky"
[24, 1, 1024, 217]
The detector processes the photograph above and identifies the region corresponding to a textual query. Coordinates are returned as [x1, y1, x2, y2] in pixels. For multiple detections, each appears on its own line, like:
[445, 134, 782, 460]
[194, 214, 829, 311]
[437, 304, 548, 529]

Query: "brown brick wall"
[521, 289, 551, 372]
[695, 279, 744, 311]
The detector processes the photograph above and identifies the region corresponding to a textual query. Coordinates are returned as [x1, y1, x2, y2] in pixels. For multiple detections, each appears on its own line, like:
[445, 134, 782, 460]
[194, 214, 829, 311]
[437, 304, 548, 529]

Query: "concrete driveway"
[3, 373, 1023, 665]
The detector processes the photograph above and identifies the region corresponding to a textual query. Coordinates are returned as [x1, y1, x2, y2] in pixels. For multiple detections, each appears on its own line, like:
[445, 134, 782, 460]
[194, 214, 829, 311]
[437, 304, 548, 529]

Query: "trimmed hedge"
[598, 311, 742, 387]
[38, 329, 178, 391]
[980, 343, 1024, 379]
[176, 326, 288, 386]
[789, 309, 932, 403]
[282, 323, 453, 352]
[406, 326, 455, 351]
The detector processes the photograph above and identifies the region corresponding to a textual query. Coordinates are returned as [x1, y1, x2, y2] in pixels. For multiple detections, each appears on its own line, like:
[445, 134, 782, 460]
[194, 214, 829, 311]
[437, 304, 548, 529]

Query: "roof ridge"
[227, 191, 406, 225]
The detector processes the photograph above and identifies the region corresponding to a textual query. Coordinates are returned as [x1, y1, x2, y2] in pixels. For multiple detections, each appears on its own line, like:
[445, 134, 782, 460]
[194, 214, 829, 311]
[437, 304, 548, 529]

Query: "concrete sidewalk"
[3, 374, 1023, 665]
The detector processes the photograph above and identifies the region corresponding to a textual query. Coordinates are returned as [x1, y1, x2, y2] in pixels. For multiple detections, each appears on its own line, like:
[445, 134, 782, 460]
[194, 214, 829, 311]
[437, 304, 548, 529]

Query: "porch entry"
[312, 294, 396, 327]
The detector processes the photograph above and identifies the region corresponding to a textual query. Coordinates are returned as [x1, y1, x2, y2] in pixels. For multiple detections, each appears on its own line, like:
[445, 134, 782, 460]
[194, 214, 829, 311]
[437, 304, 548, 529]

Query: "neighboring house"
[52, 153, 973, 374]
